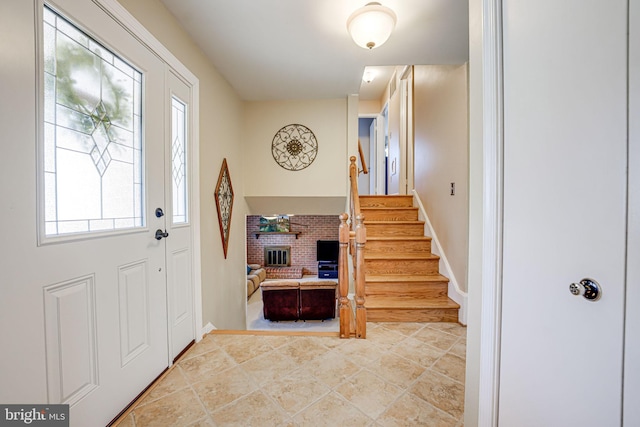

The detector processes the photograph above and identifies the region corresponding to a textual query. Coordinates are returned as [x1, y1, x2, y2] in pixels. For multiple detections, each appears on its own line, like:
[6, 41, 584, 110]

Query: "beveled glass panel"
[43, 6, 143, 237]
[171, 97, 187, 224]
[43, 23, 56, 74]
[55, 32, 101, 115]
[44, 172, 57, 222]
[56, 17, 89, 48]
[44, 123, 56, 173]
[101, 61, 134, 131]
[89, 39, 114, 64]
[113, 56, 134, 79]
[43, 7, 55, 25]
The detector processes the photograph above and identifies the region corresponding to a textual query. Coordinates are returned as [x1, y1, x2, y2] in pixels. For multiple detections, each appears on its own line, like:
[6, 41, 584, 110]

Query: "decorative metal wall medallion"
[271, 124, 318, 171]
[215, 158, 234, 258]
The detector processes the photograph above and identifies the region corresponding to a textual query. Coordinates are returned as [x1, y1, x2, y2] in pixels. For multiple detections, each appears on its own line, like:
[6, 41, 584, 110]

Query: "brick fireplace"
[246, 215, 340, 275]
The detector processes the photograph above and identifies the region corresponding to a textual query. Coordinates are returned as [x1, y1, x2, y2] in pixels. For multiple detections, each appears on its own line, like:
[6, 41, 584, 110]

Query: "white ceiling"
[159, 0, 469, 101]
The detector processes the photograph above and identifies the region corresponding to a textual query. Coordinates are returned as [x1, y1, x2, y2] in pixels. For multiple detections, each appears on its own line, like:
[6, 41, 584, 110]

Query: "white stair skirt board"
[413, 190, 468, 325]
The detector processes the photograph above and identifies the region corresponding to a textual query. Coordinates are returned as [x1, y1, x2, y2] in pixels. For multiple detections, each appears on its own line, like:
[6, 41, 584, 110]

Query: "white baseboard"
[412, 190, 468, 325]
[200, 322, 216, 339]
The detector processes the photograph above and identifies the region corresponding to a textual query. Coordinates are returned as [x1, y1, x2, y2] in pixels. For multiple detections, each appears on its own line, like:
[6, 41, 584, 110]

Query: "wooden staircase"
[360, 195, 460, 322]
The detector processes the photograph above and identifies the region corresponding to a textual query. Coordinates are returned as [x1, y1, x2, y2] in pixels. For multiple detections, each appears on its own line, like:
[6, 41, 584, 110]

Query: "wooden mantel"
[253, 231, 302, 239]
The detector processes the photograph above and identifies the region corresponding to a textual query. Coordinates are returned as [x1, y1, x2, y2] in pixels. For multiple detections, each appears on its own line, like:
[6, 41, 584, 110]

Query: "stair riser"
[361, 209, 418, 221]
[365, 259, 439, 275]
[365, 239, 431, 254]
[366, 308, 459, 322]
[359, 196, 413, 208]
[365, 224, 425, 237]
[365, 283, 448, 299]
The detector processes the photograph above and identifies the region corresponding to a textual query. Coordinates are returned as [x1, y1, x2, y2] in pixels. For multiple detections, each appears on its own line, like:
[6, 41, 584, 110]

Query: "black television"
[316, 240, 339, 263]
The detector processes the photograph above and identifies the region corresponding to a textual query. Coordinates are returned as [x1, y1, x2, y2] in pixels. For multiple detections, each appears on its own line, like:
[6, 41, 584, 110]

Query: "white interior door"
[0, 1, 176, 425]
[387, 84, 401, 195]
[499, 1, 628, 426]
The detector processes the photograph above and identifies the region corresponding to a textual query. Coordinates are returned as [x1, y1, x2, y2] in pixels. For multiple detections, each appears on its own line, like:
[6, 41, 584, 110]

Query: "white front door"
[0, 1, 194, 425]
[499, 0, 628, 425]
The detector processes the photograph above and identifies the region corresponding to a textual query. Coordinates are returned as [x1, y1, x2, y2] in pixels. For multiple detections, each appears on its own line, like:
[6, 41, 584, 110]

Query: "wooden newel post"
[355, 213, 367, 338]
[349, 156, 358, 176]
[338, 213, 351, 338]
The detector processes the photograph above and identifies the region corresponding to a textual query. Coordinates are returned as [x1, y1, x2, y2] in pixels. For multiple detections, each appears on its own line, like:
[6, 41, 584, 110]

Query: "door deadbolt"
[569, 278, 601, 301]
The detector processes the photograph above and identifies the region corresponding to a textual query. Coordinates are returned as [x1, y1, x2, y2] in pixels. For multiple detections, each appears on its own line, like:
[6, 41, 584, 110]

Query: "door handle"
[569, 278, 601, 301]
[155, 229, 169, 240]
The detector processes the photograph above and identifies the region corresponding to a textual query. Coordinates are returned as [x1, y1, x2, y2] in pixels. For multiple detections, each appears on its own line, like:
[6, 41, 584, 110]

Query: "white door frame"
[97, 0, 203, 342]
[624, 0, 639, 424]
[475, 0, 504, 425]
[398, 65, 414, 194]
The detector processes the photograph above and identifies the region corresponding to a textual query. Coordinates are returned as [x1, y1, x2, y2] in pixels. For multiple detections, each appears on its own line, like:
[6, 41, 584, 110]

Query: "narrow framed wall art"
[215, 158, 234, 258]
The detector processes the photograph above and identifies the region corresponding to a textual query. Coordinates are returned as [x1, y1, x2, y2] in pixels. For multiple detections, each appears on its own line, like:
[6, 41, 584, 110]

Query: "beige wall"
[358, 100, 381, 115]
[117, 0, 248, 329]
[243, 99, 348, 215]
[413, 64, 469, 293]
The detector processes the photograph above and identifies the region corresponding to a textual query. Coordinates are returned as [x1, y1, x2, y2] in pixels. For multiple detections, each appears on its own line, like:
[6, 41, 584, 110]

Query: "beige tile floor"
[115, 322, 466, 427]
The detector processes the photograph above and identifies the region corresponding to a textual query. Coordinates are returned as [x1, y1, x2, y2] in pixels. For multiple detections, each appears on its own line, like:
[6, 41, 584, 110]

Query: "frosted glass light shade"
[347, 2, 397, 50]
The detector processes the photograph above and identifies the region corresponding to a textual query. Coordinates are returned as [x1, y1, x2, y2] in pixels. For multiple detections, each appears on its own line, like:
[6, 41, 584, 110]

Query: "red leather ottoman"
[299, 281, 337, 320]
[261, 281, 300, 321]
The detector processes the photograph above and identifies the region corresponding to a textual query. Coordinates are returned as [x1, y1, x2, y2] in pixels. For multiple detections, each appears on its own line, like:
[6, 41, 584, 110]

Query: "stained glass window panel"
[171, 97, 187, 224]
[43, 6, 143, 237]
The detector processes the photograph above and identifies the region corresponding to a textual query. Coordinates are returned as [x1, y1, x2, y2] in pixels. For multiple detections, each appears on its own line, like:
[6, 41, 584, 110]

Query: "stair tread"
[365, 297, 460, 309]
[365, 220, 424, 224]
[365, 252, 439, 260]
[360, 206, 418, 211]
[360, 195, 413, 198]
[366, 236, 431, 241]
[366, 274, 449, 282]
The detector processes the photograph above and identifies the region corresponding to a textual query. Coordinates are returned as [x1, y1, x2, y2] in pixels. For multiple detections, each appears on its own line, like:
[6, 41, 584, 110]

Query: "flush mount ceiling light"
[362, 70, 376, 83]
[347, 2, 397, 50]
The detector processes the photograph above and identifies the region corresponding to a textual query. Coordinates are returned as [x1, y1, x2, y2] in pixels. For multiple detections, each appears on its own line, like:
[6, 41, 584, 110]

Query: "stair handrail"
[358, 140, 369, 175]
[349, 156, 362, 223]
[337, 156, 366, 338]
